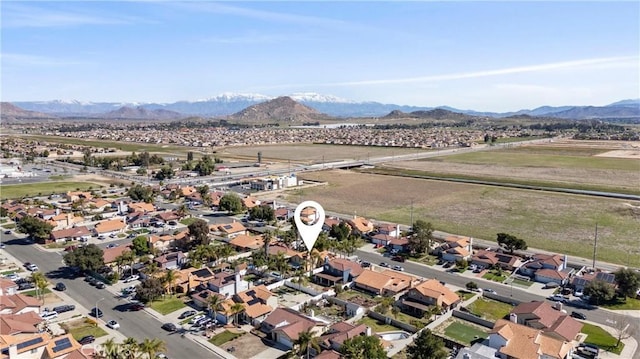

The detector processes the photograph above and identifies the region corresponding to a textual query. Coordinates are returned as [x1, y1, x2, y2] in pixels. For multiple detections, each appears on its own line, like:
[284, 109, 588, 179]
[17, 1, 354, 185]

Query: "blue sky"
[2, 1, 638, 111]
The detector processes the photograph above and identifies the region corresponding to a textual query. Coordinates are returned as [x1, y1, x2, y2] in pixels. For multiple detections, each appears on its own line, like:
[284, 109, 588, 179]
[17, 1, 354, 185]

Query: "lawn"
[357, 316, 399, 333]
[149, 296, 186, 315]
[444, 321, 488, 345]
[509, 278, 534, 288]
[208, 330, 244, 346]
[180, 218, 199, 226]
[600, 297, 640, 310]
[1, 223, 16, 229]
[466, 298, 513, 322]
[482, 271, 508, 283]
[456, 290, 476, 301]
[1, 181, 102, 200]
[582, 323, 624, 355]
[24, 288, 52, 297]
[60, 318, 109, 341]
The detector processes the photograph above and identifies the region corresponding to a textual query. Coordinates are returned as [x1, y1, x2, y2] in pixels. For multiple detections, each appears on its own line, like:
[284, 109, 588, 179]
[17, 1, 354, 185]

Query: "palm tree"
[176, 204, 189, 218]
[217, 244, 233, 264]
[30, 272, 48, 303]
[391, 306, 400, 320]
[138, 338, 166, 359]
[230, 303, 245, 326]
[164, 269, 177, 296]
[207, 294, 223, 323]
[294, 329, 320, 359]
[121, 337, 139, 359]
[100, 338, 120, 359]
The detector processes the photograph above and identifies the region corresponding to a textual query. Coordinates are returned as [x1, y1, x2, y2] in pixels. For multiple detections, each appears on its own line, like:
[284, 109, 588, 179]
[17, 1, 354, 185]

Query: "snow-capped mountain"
[11, 95, 640, 119]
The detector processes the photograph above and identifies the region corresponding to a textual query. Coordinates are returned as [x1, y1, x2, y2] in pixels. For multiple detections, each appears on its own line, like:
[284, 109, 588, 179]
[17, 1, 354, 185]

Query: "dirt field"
[220, 144, 426, 164]
[292, 170, 640, 266]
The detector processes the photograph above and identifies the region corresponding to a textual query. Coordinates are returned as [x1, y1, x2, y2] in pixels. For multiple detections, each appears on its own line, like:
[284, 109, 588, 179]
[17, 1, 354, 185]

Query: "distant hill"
[382, 108, 478, 121]
[0, 102, 55, 120]
[104, 106, 184, 120]
[227, 96, 331, 123]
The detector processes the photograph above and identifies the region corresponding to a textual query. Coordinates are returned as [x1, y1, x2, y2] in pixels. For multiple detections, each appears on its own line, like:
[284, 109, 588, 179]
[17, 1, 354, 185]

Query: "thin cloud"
[0, 53, 90, 67]
[203, 33, 296, 45]
[2, 3, 151, 28]
[258, 56, 639, 89]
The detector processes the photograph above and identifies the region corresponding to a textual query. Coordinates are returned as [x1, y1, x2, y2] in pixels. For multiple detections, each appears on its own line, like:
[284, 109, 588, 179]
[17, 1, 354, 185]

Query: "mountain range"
[6, 93, 640, 121]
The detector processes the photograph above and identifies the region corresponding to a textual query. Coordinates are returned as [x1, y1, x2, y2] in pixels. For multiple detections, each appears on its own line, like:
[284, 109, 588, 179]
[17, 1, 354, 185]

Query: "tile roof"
[535, 269, 569, 280]
[50, 226, 91, 240]
[355, 269, 415, 293]
[128, 202, 155, 212]
[510, 301, 582, 341]
[94, 219, 126, 233]
[347, 216, 374, 233]
[264, 308, 324, 340]
[103, 246, 132, 264]
[327, 258, 364, 277]
[492, 319, 572, 359]
[320, 322, 368, 348]
[0, 293, 41, 313]
[412, 279, 460, 306]
[217, 221, 247, 234]
[0, 312, 43, 335]
[230, 234, 264, 250]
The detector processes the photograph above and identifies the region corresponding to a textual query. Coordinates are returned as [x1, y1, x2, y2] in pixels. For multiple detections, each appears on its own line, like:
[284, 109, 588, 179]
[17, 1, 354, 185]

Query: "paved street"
[2, 234, 217, 359]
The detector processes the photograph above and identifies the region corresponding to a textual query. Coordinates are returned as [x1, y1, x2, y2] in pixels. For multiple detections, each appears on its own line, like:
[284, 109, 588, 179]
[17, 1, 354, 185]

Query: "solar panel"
[52, 337, 73, 352]
[17, 337, 44, 350]
[223, 225, 233, 230]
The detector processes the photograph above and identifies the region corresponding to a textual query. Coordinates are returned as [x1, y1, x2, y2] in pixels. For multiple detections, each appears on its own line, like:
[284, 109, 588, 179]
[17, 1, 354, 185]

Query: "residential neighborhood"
[0, 180, 638, 359]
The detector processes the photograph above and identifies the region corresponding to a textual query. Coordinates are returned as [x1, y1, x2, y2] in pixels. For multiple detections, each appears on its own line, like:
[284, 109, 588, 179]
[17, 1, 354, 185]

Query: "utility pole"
[592, 223, 598, 269]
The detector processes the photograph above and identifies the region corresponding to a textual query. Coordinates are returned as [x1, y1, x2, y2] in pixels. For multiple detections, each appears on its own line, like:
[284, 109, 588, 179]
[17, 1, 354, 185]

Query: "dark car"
[53, 304, 76, 313]
[360, 261, 371, 268]
[55, 282, 67, 291]
[571, 311, 587, 320]
[128, 303, 145, 311]
[178, 310, 197, 319]
[443, 261, 454, 268]
[78, 335, 95, 345]
[391, 255, 405, 262]
[90, 307, 103, 318]
[161, 323, 177, 332]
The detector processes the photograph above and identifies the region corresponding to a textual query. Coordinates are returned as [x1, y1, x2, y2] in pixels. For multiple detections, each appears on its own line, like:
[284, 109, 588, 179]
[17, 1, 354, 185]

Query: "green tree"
[409, 220, 433, 254]
[406, 329, 448, 359]
[197, 185, 211, 207]
[127, 184, 154, 203]
[31, 271, 48, 303]
[164, 269, 177, 295]
[63, 243, 104, 272]
[132, 236, 150, 256]
[465, 281, 478, 291]
[17, 215, 54, 242]
[194, 155, 215, 176]
[496, 233, 528, 254]
[139, 338, 166, 359]
[219, 193, 243, 214]
[135, 277, 164, 303]
[154, 165, 174, 180]
[188, 219, 210, 246]
[249, 205, 275, 222]
[187, 151, 194, 162]
[584, 279, 616, 305]
[614, 267, 640, 298]
[330, 222, 351, 240]
[230, 303, 245, 326]
[294, 329, 320, 359]
[341, 335, 387, 359]
[208, 294, 223, 323]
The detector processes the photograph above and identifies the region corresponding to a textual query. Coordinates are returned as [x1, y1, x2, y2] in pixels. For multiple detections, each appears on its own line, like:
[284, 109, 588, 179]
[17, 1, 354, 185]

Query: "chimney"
[366, 326, 372, 336]
[396, 224, 400, 237]
[509, 313, 518, 323]
[55, 208, 60, 216]
[563, 254, 568, 270]
[235, 272, 240, 294]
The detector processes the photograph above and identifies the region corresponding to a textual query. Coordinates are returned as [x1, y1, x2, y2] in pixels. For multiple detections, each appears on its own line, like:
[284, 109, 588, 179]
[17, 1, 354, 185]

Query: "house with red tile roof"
[94, 218, 127, 236]
[216, 221, 247, 238]
[346, 216, 374, 235]
[261, 307, 329, 349]
[233, 285, 278, 325]
[314, 258, 364, 287]
[49, 226, 92, 243]
[0, 294, 41, 315]
[401, 279, 461, 316]
[489, 319, 575, 359]
[510, 301, 583, 342]
[103, 246, 132, 265]
[354, 269, 417, 297]
[0, 279, 18, 296]
[0, 311, 43, 335]
[471, 249, 522, 271]
[319, 322, 370, 352]
[229, 234, 264, 252]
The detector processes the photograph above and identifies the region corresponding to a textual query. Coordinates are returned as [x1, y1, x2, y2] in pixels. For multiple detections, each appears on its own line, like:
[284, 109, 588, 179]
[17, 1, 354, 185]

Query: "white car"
[123, 275, 140, 283]
[26, 264, 39, 271]
[107, 320, 120, 329]
[5, 273, 20, 281]
[40, 311, 58, 321]
[549, 294, 568, 303]
[189, 314, 206, 325]
[482, 288, 497, 294]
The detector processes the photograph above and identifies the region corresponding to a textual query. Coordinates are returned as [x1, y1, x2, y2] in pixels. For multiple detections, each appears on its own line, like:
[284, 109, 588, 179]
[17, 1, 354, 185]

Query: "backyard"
[336, 289, 382, 307]
[443, 320, 489, 345]
[466, 298, 513, 322]
[357, 316, 400, 333]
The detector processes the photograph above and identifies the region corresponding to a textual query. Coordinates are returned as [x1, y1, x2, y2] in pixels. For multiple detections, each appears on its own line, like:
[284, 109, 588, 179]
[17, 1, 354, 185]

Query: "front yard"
[482, 270, 508, 283]
[149, 296, 186, 315]
[466, 298, 513, 322]
[209, 330, 245, 346]
[600, 297, 640, 310]
[582, 323, 624, 355]
[60, 318, 109, 341]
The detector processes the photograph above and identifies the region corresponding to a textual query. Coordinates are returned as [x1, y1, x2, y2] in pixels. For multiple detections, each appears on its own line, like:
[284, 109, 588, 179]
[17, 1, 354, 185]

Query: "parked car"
[91, 307, 103, 318]
[360, 261, 371, 268]
[178, 310, 197, 319]
[18, 282, 35, 290]
[40, 311, 58, 321]
[53, 304, 76, 313]
[123, 275, 140, 283]
[79, 336, 95, 345]
[26, 263, 38, 271]
[443, 261, 454, 268]
[5, 273, 20, 282]
[55, 282, 67, 291]
[106, 320, 120, 329]
[571, 311, 587, 320]
[482, 288, 497, 294]
[96, 282, 106, 289]
[161, 323, 177, 332]
[4, 230, 11, 235]
[106, 243, 119, 249]
[392, 265, 405, 271]
[189, 314, 206, 325]
[128, 303, 145, 311]
[379, 262, 389, 268]
[574, 290, 584, 297]
[548, 294, 568, 303]
[391, 255, 405, 262]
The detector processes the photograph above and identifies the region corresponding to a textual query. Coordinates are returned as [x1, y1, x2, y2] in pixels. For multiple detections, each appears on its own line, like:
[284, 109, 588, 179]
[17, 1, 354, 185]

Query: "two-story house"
[510, 301, 583, 342]
[314, 258, 364, 287]
[261, 308, 329, 349]
[319, 322, 370, 353]
[401, 279, 460, 317]
[519, 254, 571, 286]
[234, 285, 278, 326]
[207, 271, 248, 297]
[153, 252, 187, 270]
[489, 319, 575, 359]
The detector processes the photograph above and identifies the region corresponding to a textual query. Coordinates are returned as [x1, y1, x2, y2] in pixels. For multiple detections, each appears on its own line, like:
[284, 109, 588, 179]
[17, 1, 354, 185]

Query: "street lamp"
[96, 298, 104, 321]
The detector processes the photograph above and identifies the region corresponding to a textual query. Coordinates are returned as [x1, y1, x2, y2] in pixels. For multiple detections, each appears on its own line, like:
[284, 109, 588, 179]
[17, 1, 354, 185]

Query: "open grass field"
[220, 143, 428, 164]
[1, 181, 106, 200]
[443, 321, 489, 345]
[385, 140, 640, 194]
[292, 170, 640, 266]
